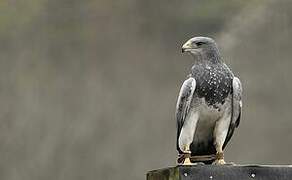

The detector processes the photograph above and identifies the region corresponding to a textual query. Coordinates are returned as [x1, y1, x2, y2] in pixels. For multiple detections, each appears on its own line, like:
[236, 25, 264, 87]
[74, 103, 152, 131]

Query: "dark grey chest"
[191, 63, 233, 107]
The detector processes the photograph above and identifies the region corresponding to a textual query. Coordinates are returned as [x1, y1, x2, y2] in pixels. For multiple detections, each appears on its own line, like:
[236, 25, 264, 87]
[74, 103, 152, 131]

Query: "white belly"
[192, 104, 222, 147]
[191, 97, 231, 154]
[179, 96, 232, 154]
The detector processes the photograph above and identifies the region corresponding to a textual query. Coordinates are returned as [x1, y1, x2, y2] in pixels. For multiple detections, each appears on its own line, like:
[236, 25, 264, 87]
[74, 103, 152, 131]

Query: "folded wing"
[175, 77, 196, 152]
[223, 77, 242, 148]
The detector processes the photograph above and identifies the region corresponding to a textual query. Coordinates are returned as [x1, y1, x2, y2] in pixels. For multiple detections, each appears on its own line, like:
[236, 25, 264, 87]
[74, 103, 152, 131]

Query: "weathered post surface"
[147, 165, 292, 180]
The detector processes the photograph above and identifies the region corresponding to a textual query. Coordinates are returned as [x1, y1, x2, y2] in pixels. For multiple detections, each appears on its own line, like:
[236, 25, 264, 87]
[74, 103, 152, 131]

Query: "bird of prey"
[176, 37, 242, 165]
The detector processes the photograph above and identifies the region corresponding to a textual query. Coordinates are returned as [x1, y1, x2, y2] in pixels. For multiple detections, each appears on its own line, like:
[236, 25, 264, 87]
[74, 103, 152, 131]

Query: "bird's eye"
[195, 42, 205, 46]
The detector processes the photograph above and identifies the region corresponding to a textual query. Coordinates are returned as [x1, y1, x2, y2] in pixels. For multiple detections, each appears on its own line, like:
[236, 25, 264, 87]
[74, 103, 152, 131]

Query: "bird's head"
[182, 37, 220, 61]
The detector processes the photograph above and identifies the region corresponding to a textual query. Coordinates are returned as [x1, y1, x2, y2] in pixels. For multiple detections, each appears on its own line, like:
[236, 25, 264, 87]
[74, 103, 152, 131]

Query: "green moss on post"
[147, 166, 179, 180]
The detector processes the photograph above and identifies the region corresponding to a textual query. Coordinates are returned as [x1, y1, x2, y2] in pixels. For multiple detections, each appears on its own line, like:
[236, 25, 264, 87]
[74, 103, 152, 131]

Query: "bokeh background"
[0, 0, 292, 179]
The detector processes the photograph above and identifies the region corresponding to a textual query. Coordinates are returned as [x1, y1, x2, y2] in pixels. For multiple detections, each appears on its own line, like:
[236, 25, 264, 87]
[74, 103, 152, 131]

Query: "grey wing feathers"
[223, 77, 242, 148]
[176, 77, 196, 151]
[232, 77, 242, 127]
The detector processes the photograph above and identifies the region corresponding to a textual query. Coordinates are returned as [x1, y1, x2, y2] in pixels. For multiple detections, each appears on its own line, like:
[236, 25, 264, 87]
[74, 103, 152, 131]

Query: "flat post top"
[147, 165, 292, 180]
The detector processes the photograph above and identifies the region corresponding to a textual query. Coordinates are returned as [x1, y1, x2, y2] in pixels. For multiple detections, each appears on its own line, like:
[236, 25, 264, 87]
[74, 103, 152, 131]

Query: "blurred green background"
[1, 0, 292, 179]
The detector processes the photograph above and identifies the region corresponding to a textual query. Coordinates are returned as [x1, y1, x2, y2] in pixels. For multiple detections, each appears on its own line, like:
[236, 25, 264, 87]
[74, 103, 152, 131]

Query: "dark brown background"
[0, 0, 291, 179]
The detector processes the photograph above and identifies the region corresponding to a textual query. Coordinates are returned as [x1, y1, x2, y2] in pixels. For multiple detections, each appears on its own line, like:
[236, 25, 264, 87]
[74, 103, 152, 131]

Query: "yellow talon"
[183, 157, 193, 165]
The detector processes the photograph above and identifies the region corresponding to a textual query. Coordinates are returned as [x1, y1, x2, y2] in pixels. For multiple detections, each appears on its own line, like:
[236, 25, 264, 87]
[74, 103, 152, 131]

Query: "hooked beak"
[182, 41, 195, 53]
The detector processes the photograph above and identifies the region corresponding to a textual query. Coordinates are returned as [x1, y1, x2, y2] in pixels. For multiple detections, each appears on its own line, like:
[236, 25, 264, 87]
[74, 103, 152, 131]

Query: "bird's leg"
[213, 114, 231, 165]
[182, 144, 192, 165]
[178, 111, 199, 165]
[214, 151, 225, 165]
[213, 140, 225, 165]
